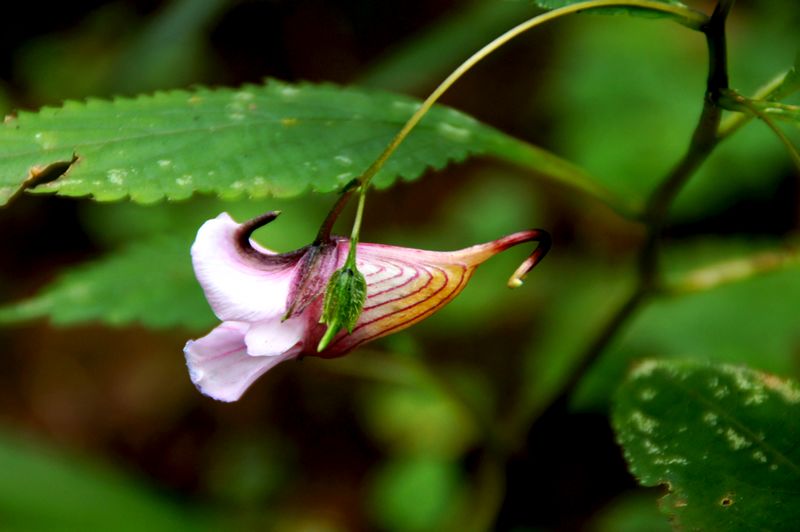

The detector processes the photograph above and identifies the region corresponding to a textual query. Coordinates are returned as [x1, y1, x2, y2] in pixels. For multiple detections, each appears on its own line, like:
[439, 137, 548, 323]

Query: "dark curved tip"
[236, 211, 281, 253]
[507, 229, 551, 288]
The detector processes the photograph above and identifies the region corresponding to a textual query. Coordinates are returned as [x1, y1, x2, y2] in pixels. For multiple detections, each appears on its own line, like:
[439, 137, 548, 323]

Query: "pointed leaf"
[613, 359, 800, 530]
[0, 234, 214, 330]
[0, 80, 606, 208]
[771, 51, 800, 101]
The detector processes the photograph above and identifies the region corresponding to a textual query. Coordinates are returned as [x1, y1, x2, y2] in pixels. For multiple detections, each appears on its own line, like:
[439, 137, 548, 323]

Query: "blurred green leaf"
[0, 196, 332, 329]
[514, 256, 635, 426]
[355, 362, 489, 458]
[14, 5, 132, 103]
[359, 1, 535, 92]
[110, 0, 228, 94]
[530, 0, 691, 20]
[0, 80, 606, 209]
[613, 359, 800, 530]
[368, 456, 465, 532]
[358, 383, 478, 456]
[545, 15, 794, 219]
[0, 234, 213, 330]
[2, 175, 546, 332]
[587, 491, 671, 532]
[15, 0, 227, 103]
[574, 240, 800, 410]
[0, 431, 211, 532]
[80, 195, 331, 249]
[205, 435, 293, 507]
[771, 51, 800, 100]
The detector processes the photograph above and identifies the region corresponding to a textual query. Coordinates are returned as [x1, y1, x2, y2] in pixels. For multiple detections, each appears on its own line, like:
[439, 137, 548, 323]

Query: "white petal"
[244, 315, 307, 357]
[184, 321, 295, 402]
[191, 213, 296, 322]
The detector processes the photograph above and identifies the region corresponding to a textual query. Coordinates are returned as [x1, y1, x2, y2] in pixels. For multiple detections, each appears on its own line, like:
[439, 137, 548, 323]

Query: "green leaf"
[613, 359, 800, 530]
[359, 1, 534, 92]
[771, 51, 800, 101]
[0, 195, 338, 330]
[531, 0, 689, 19]
[15, 0, 228, 103]
[545, 15, 796, 219]
[368, 455, 465, 532]
[0, 234, 214, 330]
[109, 0, 229, 94]
[351, 356, 486, 457]
[0, 79, 605, 209]
[514, 256, 635, 426]
[574, 240, 800, 410]
[0, 430, 212, 531]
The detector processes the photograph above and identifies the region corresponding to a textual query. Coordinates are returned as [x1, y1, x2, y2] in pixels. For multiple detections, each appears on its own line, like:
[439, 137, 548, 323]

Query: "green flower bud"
[317, 265, 367, 352]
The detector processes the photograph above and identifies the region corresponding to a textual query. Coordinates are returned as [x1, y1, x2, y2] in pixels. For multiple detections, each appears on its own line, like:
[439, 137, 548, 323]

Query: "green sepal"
[317, 265, 367, 352]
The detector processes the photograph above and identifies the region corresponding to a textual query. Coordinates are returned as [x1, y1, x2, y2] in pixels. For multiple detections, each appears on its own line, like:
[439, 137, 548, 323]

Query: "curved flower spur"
[184, 210, 551, 401]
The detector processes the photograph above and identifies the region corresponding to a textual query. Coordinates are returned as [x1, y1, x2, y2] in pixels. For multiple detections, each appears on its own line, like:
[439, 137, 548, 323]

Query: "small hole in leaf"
[720, 495, 734, 507]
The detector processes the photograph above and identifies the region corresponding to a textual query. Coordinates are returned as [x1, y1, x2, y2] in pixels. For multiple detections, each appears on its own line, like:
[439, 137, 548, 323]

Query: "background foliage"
[0, 0, 798, 530]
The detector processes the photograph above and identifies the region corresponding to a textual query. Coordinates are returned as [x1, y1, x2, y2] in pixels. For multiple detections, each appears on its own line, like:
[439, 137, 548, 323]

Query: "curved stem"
[350, 192, 366, 245]
[355, 0, 707, 193]
[722, 90, 800, 172]
[507, 0, 734, 444]
[314, 179, 359, 243]
[337, 0, 708, 253]
[718, 70, 797, 140]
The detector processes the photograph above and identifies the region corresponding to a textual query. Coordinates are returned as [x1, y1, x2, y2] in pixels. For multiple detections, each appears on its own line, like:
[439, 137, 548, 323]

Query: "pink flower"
[184, 211, 550, 401]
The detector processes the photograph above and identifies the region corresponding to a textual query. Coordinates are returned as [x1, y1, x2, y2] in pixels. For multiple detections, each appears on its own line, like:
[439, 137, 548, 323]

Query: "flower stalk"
[321, 0, 707, 346]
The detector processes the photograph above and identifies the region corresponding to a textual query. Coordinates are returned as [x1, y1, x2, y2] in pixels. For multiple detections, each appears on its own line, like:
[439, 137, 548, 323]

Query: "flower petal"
[191, 213, 295, 322]
[320, 242, 472, 356]
[244, 315, 307, 357]
[184, 321, 295, 402]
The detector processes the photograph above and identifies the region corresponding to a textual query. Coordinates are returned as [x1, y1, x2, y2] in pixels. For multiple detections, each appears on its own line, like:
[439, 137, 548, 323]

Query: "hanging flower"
[184, 211, 550, 401]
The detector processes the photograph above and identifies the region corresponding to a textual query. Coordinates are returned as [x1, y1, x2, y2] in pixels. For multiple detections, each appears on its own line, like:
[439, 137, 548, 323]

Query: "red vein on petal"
[362, 261, 386, 278]
[364, 259, 424, 305]
[206, 346, 248, 361]
[353, 262, 450, 331]
[364, 259, 407, 294]
[341, 265, 469, 351]
[362, 260, 429, 311]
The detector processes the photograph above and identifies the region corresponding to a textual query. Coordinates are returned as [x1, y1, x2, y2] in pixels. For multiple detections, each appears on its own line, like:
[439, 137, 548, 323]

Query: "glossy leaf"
[0, 79, 604, 208]
[613, 359, 800, 530]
